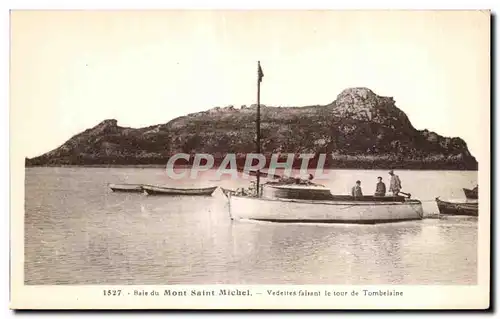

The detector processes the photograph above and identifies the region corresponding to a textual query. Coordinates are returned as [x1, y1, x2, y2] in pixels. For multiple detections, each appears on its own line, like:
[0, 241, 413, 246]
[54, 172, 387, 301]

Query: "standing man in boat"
[388, 170, 402, 196]
[351, 180, 363, 198]
[374, 176, 386, 197]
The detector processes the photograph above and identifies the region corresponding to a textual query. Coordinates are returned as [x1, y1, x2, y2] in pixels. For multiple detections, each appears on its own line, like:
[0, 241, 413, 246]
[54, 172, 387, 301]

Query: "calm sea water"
[24, 167, 478, 285]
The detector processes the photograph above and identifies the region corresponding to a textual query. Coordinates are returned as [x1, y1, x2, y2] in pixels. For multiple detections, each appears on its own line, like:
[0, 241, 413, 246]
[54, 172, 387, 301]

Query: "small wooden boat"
[142, 185, 217, 196]
[463, 187, 478, 200]
[108, 183, 144, 193]
[435, 197, 478, 216]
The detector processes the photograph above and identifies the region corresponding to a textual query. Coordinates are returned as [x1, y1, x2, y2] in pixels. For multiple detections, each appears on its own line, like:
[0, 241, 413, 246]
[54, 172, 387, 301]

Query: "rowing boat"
[108, 183, 144, 193]
[224, 185, 424, 224]
[435, 197, 478, 216]
[142, 185, 217, 196]
[463, 187, 478, 200]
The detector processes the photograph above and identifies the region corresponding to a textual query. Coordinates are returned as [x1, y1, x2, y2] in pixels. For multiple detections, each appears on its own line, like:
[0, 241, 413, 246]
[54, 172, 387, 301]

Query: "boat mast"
[256, 61, 263, 197]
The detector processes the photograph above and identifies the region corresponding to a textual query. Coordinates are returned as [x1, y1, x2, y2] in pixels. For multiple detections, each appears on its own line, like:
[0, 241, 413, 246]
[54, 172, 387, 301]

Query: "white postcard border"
[7, 5, 493, 311]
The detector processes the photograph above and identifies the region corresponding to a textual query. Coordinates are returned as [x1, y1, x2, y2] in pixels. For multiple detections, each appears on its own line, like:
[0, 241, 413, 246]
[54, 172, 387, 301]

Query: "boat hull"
[463, 188, 478, 200]
[108, 183, 144, 193]
[436, 197, 478, 216]
[142, 185, 217, 196]
[227, 195, 424, 224]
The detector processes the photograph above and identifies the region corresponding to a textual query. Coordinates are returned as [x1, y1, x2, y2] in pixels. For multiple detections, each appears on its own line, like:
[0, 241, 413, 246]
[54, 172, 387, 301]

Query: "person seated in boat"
[374, 176, 386, 197]
[351, 180, 363, 198]
[388, 170, 402, 196]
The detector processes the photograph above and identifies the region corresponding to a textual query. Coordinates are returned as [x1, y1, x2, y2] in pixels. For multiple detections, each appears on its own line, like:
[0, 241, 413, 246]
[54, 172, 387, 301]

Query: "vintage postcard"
[10, 10, 490, 309]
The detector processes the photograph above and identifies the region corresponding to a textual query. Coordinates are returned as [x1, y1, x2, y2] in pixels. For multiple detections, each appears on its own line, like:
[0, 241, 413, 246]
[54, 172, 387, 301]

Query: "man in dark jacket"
[374, 176, 386, 197]
[388, 170, 402, 196]
[351, 180, 363, 198]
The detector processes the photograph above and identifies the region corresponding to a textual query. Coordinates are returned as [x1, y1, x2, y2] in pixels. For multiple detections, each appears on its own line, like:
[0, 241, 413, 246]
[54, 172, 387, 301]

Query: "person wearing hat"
[351, 180, 363, 198]
[374, 176, 386, 197]
[388, 170, 402, 196]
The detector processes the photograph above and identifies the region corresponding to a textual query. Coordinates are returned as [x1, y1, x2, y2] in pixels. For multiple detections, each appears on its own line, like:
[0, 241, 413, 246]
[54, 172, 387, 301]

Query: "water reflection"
[226, 220, 428, 284]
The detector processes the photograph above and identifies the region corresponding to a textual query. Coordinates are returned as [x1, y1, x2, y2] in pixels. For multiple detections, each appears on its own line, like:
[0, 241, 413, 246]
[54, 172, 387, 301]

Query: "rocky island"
[25, 88, 477, 170]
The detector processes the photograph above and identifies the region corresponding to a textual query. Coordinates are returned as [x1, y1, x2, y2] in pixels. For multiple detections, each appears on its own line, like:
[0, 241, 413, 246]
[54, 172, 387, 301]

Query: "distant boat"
[108, 183, 144, 193]
[463, 187, 478, 200]
[142, 185, 217, 196]
[435, 197, 478, 216]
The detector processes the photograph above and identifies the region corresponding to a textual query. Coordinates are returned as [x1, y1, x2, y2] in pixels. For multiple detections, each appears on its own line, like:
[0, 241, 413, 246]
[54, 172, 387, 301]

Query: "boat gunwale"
[108, 183, 144, 188]
[435, 197, 478, 207]
[247, 217, 424, 224]
[142, 185, 218, 192]
[229, 194, 423, 206]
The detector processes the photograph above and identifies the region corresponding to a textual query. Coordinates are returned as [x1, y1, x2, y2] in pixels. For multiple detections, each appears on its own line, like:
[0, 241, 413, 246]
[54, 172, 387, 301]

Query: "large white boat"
[223, 184, 424, 224]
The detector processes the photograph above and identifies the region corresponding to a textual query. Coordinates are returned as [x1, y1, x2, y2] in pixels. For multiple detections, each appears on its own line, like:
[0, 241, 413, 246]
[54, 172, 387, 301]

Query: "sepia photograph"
[9, 9, 490, 309]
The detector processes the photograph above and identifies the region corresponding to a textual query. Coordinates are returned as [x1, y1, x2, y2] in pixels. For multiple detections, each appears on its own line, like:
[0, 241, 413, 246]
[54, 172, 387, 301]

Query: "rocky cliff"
[25, 88, 478, 170]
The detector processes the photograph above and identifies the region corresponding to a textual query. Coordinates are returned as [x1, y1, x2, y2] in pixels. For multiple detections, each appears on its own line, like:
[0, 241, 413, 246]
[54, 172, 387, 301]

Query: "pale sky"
[10, 10, 490, 159]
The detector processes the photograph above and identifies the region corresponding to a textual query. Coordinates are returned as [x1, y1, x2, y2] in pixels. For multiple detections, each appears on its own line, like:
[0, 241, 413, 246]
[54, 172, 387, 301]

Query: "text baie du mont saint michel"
[131, 288, 404, 297]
